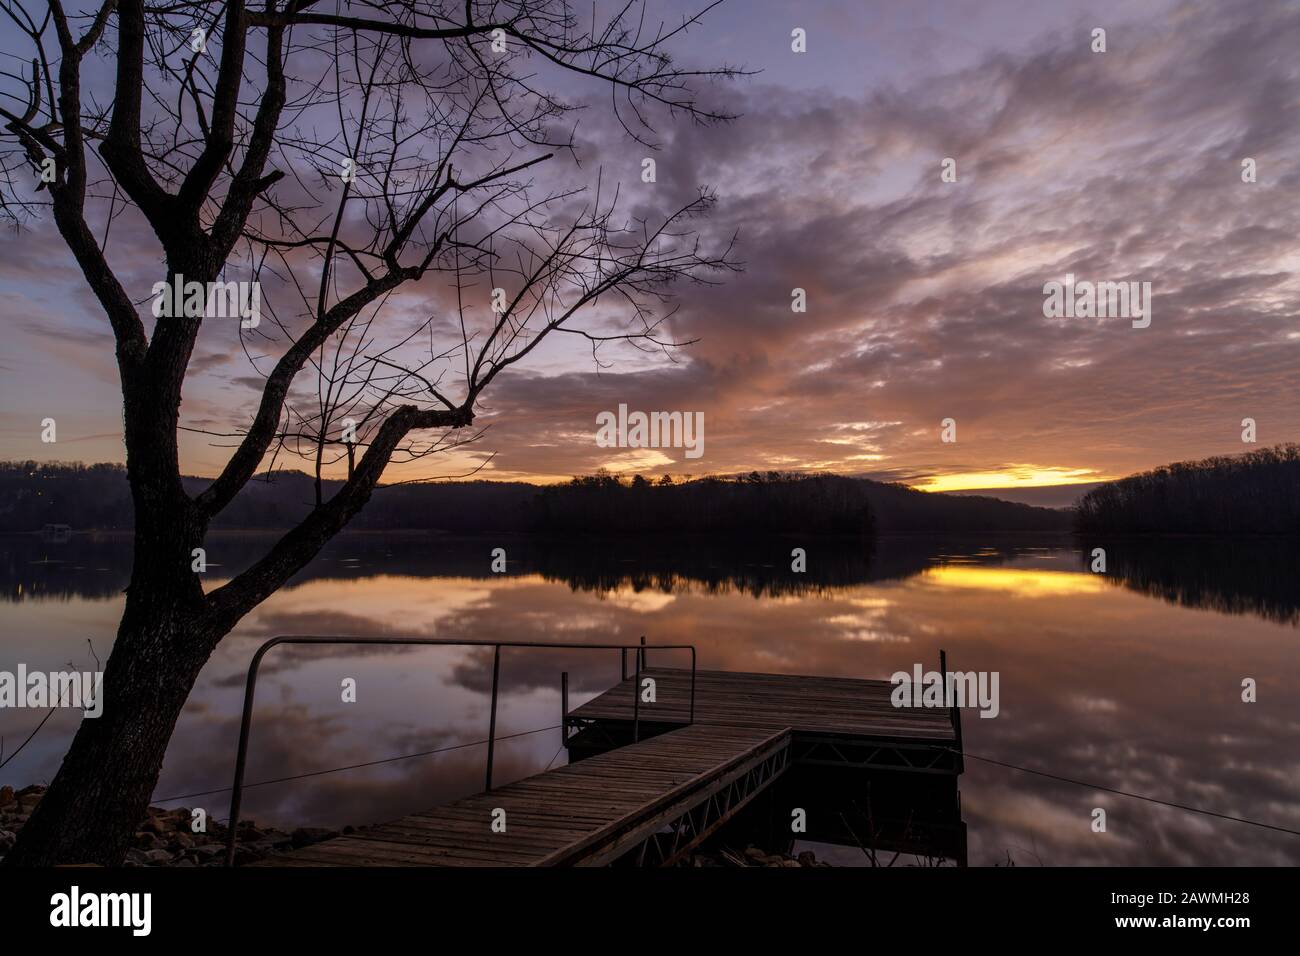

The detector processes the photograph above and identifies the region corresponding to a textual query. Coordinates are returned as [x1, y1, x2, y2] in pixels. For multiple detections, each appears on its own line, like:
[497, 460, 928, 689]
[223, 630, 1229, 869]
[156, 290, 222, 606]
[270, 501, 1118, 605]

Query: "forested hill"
[1075, 444, 1300, 534]
[0, 462, 1071, 535]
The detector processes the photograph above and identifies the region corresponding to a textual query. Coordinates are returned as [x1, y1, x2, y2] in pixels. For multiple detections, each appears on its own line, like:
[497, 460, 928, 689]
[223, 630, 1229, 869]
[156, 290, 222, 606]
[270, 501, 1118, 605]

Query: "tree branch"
[204, 401, 472, 631]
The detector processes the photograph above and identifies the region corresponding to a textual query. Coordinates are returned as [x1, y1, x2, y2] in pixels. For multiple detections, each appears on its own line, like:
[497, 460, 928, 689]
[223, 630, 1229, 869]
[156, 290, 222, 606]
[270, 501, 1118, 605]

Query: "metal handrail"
[940, 647, 964, 771]
[224, 636, 696, 866]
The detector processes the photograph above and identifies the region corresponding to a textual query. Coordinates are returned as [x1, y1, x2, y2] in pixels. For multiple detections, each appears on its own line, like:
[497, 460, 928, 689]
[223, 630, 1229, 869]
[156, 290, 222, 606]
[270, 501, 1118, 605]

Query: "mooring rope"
[953, 747, 1300, 837]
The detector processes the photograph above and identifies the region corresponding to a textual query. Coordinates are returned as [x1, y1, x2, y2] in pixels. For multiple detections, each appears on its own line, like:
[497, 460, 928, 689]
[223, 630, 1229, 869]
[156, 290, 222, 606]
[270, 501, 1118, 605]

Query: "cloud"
[2, 0, 1297, 487]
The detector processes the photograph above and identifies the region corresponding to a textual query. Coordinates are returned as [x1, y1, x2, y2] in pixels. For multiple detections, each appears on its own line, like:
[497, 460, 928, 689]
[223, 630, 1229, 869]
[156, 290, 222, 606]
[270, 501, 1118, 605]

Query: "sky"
[1, 0, 1298, 495]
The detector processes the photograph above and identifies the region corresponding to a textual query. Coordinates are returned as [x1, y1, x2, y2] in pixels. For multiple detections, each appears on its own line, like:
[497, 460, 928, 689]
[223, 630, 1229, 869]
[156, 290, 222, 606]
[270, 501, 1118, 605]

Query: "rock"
[134, 831, 166, 850]
[167, 808, 192, 829]
[142, 816, 174, 835]
[686, 844, 831, 869]
[291, 827, 338, 849]
[0, 790, 400, 868]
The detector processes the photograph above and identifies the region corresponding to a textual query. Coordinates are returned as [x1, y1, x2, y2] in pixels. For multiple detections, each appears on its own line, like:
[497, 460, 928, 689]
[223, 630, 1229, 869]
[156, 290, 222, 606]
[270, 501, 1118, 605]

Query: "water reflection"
[7, 532, 1300, 625]
[1, 531, 1297, 865]
[1079, 537, 1300, 625]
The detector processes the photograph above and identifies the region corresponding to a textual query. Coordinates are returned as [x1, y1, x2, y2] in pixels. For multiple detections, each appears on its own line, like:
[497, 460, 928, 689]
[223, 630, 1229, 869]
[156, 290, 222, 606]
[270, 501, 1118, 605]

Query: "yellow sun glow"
[922, 566, 1107, 596]
[909, 466, 1105, 493]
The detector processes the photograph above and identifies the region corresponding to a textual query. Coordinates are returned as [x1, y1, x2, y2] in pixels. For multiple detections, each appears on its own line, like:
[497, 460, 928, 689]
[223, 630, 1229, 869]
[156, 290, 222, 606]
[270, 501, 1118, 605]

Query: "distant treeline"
[0, 461, 1070, 535]
[0, 462, 134, 532]
[1074, 444, 1300, 534]
[532, 473, 874, 534]
[0, 462, 534, 533]
[531, 472, 1068, 534]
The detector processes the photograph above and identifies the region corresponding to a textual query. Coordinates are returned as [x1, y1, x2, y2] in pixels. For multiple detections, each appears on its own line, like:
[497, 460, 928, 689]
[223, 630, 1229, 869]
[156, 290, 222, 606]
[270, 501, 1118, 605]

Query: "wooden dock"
[571, 667, 957, 738]
[258, 667, 960, 867]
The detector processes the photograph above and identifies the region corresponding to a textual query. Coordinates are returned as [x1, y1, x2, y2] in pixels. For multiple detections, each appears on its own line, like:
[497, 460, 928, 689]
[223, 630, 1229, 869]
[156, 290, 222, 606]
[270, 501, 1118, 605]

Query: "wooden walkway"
[259, 667, 958, 867]
[259, 723, 789, 867]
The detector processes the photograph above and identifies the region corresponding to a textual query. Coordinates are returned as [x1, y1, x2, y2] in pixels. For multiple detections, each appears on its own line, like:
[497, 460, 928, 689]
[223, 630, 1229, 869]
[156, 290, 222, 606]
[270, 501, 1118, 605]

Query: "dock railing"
[939, 647, 964, 772]
[225, 636, 696, 866]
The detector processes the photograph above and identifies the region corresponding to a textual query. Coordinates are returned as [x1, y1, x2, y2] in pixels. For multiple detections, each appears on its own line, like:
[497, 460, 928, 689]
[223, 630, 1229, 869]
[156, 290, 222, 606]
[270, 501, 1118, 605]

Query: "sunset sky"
[1, 0, 1297, 498]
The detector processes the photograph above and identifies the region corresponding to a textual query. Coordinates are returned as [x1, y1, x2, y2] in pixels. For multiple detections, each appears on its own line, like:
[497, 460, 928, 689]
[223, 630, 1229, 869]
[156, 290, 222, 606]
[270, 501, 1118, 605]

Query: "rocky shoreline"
[3, 784, 832, 867]
[685, 845, 832, 867]
[0, 785, 340, 867]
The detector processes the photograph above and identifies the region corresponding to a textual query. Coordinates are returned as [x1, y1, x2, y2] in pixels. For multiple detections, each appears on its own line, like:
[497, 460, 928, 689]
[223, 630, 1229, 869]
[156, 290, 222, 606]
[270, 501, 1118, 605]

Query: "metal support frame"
[562, 668, 697, 752]
[226, 636, 695, 866]
[544, 733, 793, 868]
[791, 734, 961, 774]
[620, 741, 791, 867]
[561, 715, 625, 749]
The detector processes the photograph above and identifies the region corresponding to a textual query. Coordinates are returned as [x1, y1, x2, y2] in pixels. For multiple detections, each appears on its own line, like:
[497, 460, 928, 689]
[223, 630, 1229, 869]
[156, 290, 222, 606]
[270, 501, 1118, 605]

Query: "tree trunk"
[2, 394, 418, 865]
[3, 588, 218, 866]
[5, 400, 217, 866]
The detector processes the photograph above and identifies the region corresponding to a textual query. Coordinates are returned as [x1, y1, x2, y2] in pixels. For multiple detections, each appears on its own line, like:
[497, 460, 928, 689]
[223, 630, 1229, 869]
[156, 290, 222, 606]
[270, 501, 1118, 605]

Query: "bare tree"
[0, 0, 739, 866]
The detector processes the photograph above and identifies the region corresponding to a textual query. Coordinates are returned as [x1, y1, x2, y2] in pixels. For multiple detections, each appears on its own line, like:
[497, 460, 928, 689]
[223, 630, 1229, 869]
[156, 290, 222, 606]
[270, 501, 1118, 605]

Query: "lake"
[2, 531, 1297, 865]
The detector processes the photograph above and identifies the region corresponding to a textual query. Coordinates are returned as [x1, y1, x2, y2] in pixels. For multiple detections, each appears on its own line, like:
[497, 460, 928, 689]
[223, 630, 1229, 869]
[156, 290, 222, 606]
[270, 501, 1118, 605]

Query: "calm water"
[2, 531, 1298, 866]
